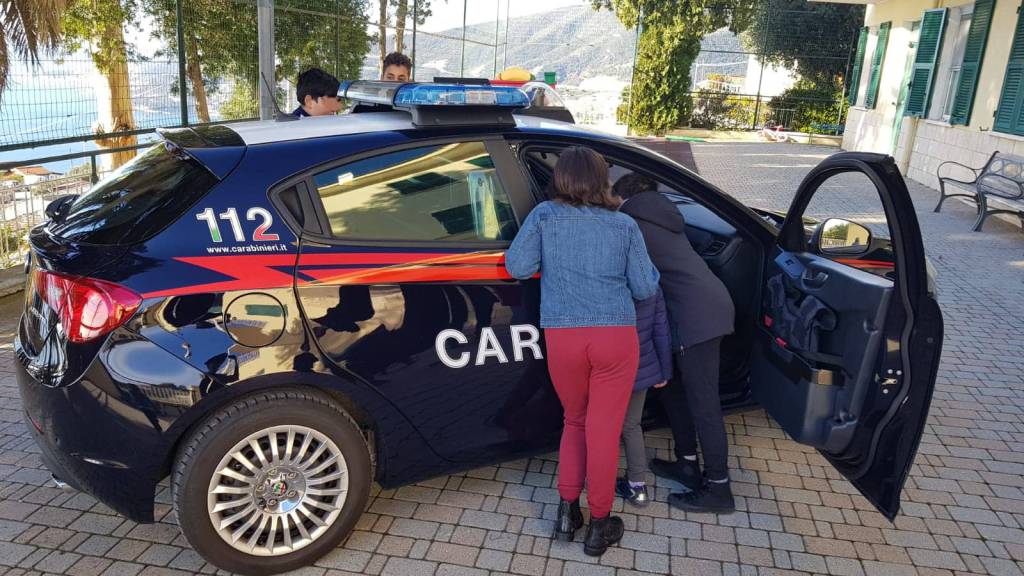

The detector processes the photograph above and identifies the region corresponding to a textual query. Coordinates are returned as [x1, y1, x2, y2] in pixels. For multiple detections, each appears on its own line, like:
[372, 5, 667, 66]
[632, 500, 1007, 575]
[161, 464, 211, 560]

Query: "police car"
[16, 81, 943, 575]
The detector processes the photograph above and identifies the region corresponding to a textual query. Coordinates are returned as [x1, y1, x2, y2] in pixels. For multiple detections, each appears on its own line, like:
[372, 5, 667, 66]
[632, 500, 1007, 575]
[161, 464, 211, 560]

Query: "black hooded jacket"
[619, 191, 735, 348]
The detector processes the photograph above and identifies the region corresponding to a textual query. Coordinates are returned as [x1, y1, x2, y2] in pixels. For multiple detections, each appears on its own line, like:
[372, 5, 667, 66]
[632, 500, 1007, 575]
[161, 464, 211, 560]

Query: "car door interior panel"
[755, 250, 892, 453]
[749, 152, 942, 519]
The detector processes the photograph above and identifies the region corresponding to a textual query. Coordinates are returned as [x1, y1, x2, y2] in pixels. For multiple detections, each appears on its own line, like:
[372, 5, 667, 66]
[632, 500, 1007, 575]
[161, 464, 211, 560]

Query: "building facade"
[835, 0, 1024, 191]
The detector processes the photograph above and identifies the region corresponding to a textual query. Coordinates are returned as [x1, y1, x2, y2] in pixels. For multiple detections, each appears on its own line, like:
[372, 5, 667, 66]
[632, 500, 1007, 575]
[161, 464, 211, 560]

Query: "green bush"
[768, 80, 847, 134]
[689, 89, 758, 130]
[0, 224, 27, 261]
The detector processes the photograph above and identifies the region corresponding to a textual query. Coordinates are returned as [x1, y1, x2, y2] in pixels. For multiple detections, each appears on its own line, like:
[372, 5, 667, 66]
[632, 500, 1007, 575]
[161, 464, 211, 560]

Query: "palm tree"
[0, 0, 68, 101]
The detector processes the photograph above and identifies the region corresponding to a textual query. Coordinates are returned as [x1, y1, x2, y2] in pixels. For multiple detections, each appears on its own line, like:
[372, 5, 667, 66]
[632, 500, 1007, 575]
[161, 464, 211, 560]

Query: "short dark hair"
[552, 146, 619, 210]
[383, 52, 412, 73]
[612, 173, 658, 199]
[296, 67, 340, 105]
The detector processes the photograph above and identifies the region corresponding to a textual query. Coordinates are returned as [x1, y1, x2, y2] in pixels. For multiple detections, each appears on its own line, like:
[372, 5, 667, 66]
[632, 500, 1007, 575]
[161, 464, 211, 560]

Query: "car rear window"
[50, 142, 219, 245]
[311, 141, 518, 242]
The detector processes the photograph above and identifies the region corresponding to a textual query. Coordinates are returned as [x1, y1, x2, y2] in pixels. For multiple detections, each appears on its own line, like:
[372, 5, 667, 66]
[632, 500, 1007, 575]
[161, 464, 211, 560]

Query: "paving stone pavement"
[0, 141, 1022, 576]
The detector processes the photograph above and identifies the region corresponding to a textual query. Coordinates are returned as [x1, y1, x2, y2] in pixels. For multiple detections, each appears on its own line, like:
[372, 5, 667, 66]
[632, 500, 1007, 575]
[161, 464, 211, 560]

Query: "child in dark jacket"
[615, 286, 673, 507]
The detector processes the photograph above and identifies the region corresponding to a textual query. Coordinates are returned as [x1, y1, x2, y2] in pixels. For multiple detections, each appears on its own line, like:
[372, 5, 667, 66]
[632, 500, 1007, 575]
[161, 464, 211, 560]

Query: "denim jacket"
[504, 200, 660, 328]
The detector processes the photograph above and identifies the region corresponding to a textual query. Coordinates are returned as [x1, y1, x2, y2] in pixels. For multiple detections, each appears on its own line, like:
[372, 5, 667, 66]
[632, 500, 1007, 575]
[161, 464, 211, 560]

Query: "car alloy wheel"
[207, 424, 349, 556]
[174, 389, 371, 575]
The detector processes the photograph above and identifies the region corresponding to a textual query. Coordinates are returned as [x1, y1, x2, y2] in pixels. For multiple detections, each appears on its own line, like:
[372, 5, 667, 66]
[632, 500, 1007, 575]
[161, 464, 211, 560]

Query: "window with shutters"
[950, 0, 994, 125]
[865, 22, 892, 109]
[995, 3, 1024, 136]
[848, 27, 869, 106]
[906, 9, 949, 118]
[931, 8, 973, 121]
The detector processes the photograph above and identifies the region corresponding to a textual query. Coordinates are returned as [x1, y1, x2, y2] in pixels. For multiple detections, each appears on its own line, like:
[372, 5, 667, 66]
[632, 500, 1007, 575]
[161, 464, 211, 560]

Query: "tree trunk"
[186, 33, 210, 123]
[395, 0, 408, 53]
[92, 9, 137, 171]
[378, 0, 388, 69]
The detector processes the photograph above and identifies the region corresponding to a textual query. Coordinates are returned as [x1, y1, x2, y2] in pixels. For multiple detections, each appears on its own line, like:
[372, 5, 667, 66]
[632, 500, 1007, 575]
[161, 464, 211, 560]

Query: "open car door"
[750, 152, 943, 519]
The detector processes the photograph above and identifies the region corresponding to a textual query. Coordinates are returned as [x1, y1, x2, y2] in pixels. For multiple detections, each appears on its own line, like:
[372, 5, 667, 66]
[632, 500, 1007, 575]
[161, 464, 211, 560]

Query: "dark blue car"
[16, 81, 943, 575]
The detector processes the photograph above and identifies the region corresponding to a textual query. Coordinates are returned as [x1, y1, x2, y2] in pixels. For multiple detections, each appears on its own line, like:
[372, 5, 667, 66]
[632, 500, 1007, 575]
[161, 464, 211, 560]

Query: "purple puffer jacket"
[633, 287, 673, 391]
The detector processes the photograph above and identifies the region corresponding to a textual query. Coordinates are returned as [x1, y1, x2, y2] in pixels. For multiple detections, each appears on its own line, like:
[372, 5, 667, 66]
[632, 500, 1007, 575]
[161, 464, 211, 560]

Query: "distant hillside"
[362, 5, 752, 89]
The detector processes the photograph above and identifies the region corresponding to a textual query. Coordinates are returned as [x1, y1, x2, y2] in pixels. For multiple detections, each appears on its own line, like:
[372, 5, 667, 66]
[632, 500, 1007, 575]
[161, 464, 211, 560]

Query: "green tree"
[147, 0, 370, 122]
[62, 0, 139, 168]
[742, 1, 862, 132]
[146, 0, 257, 123]
[592, 0, 756, 135]
[742, 0, 863, 85]
[0, 0, 69, 102]
[275, 0, 370, 88]
[377, 0, 437, 71]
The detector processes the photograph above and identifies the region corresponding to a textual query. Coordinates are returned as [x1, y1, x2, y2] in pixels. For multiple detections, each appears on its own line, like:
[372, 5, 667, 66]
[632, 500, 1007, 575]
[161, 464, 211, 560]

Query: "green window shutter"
[848, 27, 869, 106]
[906, 9, 948, 117]
[950, 0, 996, 125]
[995, 5, 1024, 135]
[865, 22, 892, 109]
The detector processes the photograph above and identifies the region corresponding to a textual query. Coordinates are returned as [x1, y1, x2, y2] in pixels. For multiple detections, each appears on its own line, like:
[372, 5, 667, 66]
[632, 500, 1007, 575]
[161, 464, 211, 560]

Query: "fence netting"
[0, 0, 861, 266]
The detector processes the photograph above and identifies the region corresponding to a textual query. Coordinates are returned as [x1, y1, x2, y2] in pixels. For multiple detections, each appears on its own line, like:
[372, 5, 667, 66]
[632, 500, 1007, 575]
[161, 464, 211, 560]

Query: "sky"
[417, 0, 589, 32]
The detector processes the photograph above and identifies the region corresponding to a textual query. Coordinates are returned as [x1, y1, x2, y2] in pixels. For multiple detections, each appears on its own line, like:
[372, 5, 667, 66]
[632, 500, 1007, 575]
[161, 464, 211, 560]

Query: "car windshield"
[51, 142, 219, 245]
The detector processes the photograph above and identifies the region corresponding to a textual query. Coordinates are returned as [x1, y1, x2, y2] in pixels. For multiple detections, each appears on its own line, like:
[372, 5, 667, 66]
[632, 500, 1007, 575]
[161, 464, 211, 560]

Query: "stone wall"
[905, 121, 1024, 191]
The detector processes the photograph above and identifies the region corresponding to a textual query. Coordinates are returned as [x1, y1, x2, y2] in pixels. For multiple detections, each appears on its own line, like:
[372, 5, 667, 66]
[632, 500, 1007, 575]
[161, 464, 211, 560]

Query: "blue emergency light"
[393, 83, 530, 107]
[338, 80, 530, 127]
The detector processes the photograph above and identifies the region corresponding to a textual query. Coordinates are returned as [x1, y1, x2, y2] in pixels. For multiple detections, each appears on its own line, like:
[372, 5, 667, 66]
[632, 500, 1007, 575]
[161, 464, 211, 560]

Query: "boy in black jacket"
[614, 173, 737, 513]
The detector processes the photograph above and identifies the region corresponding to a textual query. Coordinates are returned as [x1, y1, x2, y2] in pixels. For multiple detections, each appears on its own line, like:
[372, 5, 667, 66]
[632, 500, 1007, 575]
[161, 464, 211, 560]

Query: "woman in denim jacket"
[505, 146, 659, 557]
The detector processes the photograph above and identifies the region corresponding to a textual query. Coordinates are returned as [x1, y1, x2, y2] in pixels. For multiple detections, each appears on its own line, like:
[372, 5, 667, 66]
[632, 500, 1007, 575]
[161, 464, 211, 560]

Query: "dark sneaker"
[650, 458, 702, 491]
[552, 498, 584, 541]
[667, 481, 735, 514]
[583, 515, 624, 556]
[614, 478, 650, 508]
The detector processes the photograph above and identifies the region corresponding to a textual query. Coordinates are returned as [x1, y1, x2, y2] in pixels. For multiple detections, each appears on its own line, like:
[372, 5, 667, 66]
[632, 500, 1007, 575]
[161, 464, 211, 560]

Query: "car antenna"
[261, 72, 299, 122]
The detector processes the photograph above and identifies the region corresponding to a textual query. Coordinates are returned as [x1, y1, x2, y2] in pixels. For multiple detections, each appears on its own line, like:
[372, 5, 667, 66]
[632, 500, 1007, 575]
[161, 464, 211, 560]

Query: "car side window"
[312, 141, 518, 242]
[522, 148, 695, 200]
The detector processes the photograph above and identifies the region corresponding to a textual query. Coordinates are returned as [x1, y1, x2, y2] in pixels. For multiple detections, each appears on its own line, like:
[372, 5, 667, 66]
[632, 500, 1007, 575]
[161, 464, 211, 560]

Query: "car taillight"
[35, 270, 141, 343]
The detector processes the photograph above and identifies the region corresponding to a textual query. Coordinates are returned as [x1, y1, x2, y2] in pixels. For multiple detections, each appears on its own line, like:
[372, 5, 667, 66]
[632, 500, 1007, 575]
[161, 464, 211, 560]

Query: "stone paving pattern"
[0, 142, 1022, 575]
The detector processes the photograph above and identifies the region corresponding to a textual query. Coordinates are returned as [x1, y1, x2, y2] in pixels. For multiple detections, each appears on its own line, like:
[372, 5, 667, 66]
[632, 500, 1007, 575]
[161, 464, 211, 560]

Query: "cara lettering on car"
[435, 324, 543, 368]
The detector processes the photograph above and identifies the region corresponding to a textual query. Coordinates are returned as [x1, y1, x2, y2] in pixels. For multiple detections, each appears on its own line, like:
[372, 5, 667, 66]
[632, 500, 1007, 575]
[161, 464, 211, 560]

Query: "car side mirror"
[45, 194, 77, 223]
[814, 218, 871, 256]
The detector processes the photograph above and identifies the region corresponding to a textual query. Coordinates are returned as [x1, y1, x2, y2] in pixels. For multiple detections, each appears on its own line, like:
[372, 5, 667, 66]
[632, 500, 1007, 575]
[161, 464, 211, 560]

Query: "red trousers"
[545, 326, 639, 518]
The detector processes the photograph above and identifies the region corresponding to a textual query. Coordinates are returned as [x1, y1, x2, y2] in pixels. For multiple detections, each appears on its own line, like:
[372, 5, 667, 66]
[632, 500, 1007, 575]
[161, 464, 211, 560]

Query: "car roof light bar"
[339, 80, 530, 127]
[339, 80, 402, 105]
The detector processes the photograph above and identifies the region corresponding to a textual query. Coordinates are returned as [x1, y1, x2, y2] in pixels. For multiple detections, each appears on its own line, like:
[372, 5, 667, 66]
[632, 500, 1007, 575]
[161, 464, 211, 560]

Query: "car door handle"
[801, 270, 828, 289]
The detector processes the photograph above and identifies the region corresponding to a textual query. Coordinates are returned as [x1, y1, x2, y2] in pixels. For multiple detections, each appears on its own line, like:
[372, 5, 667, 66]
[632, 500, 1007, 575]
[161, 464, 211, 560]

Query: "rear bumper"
[18, 382, 159, 522]
[15, 330, 209, 523]
[17, 353, 158, 522]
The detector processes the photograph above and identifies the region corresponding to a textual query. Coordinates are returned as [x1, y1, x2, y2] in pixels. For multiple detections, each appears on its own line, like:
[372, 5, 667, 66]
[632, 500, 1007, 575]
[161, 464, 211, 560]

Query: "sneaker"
[614, 478, 650, 508]
[552, 498, 584, 541]
[650, 458, 702, 491]
[667, 480, 735, 514]
[583, 515, 624, 556]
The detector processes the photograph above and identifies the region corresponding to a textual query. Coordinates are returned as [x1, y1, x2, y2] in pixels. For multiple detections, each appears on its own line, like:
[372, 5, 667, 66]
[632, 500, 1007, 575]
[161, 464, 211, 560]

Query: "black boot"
[583, 515, 624, 556]
[552, 499, 584, 541]
[667, 480, 735, 514]
[650, 458, 702, 491]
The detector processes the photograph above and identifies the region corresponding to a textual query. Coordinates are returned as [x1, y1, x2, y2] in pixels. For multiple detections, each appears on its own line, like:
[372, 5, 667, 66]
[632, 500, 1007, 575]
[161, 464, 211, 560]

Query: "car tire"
[172, 388, 371, 576]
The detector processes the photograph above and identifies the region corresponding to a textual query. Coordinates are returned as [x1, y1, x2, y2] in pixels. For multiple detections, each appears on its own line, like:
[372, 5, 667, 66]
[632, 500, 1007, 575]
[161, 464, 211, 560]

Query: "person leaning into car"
[504, 147, 659, 557]
[613, 173, 737, 514]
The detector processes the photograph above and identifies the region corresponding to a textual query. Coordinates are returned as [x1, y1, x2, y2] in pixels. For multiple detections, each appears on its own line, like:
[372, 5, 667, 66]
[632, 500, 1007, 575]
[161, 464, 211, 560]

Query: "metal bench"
[936, 151, 1024, 232]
